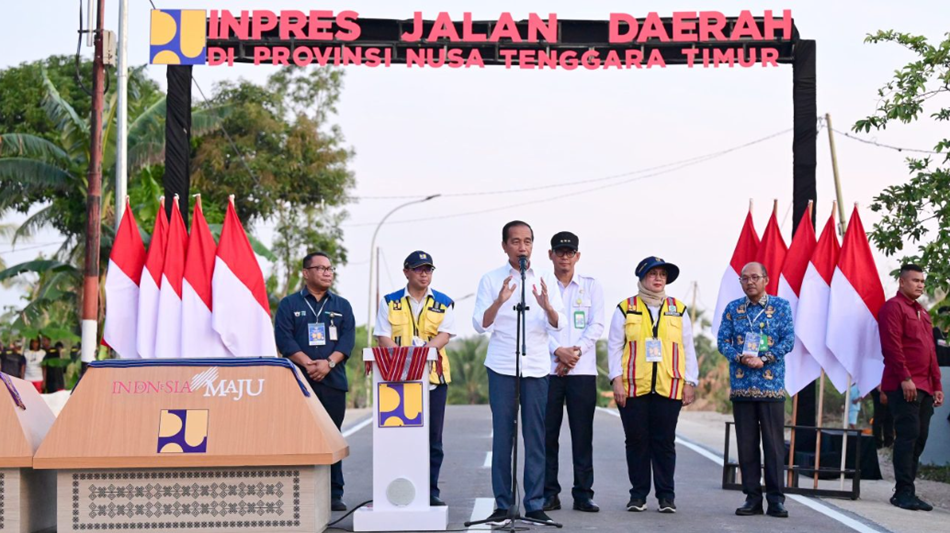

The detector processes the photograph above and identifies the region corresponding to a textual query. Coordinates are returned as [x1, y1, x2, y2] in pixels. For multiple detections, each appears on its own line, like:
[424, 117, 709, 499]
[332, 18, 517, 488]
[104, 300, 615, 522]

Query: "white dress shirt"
[473, 263, 566, 378]
[373, 286, 457, 338]
[548, 272, 605, 376]
[607, 301, 699, 386]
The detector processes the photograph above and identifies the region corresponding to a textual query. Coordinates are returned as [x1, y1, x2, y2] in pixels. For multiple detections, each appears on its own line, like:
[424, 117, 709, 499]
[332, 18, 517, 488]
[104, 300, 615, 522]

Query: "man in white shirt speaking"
[542, 231, 605, 513]
[473, 220, 566, 526]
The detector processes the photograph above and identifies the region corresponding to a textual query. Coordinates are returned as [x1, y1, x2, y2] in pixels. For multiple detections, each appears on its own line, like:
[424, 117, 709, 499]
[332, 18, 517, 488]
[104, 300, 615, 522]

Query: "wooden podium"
[354, 347, 448, 532]
[0, 373, 56, 533]
[33, 358, 348, 533]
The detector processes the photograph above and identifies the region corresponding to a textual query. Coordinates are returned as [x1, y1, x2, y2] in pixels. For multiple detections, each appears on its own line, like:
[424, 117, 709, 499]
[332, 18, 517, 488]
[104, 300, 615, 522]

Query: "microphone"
[518, 255, 528, 272]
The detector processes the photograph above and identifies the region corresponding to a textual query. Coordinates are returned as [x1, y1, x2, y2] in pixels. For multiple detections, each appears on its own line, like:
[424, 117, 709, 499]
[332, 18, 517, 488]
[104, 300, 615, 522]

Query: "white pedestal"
[354, 348, 448, 532]
[0, 468, 56, 533]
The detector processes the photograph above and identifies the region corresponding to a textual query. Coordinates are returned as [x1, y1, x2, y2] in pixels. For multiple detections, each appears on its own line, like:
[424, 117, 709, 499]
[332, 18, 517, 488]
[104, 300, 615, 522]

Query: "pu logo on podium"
[150, 9, 207, 65]
[378, 382, 423, 427]
[157, 409, 209, 454]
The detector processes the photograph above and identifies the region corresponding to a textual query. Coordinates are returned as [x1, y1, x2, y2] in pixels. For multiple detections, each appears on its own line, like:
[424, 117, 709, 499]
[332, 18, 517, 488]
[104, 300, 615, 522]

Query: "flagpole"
[788, 199, 814, 486]
[838, 203, 857, 489]
[813, 371, 826, 488]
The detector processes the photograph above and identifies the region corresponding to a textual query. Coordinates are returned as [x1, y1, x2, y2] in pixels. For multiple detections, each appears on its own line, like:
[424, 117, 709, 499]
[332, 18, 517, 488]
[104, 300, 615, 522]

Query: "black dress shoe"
[626, 498, 647, 512]
[767, 502, 788, 518]
[735, 501, 763, 516]
[890, 492, 918, 511]
[430, 495, 446, 506]
[486, 509, 510, 526]
[542, 495, 561, 511]
[573, 499, 600, 512]
[525, 510, 555, 524]
[914, 496, 933, 512]
[331, 499, 347, 512]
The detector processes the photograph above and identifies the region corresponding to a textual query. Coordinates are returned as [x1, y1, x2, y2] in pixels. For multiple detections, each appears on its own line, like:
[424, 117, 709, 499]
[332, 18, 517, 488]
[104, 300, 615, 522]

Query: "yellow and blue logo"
[378, 382, 423, 427]
[157, 409, 209, 453]
[150, 9, 207, 65]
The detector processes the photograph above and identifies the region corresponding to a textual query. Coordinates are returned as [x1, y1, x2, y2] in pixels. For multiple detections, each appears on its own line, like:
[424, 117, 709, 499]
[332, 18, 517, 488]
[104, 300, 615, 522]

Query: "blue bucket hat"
[635, 256, 680, 284]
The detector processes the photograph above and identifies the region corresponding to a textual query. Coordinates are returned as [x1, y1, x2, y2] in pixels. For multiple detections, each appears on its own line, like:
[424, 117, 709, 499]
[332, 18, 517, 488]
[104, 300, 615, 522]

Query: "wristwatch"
[327, 359, 337, 369]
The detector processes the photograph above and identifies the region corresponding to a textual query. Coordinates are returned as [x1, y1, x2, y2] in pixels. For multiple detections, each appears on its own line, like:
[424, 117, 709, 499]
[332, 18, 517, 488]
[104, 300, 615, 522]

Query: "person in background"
[933, 306, 950, 367]
[717, 262, 795, 519]
[871, 386, 895, 449]
[847, 383, 862, 430]
[43, 340, 66, 393]
[879, 264, 943, 512]
[23, 338, 46, 393]
[0, 341, 26, 378]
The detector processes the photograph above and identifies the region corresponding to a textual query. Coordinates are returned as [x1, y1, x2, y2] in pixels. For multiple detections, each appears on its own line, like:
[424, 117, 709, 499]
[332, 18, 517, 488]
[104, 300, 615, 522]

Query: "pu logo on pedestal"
[157, 409, 209, 454]
[378, 382, 423, 427]
[150, 9, 207, 65]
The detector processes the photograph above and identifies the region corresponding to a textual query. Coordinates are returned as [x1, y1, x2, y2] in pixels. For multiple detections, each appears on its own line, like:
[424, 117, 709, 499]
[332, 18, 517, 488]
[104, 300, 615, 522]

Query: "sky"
[2, 0, 948, 339]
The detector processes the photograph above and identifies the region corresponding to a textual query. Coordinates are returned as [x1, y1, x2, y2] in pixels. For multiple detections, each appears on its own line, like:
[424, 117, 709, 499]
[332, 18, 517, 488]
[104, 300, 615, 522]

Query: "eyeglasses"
[646, 270, 668, 279]
[554, 249, 577, 258]
[739, 275, 764, 283]
[411, 266, 435, 274]
[305, 266, 335, 273]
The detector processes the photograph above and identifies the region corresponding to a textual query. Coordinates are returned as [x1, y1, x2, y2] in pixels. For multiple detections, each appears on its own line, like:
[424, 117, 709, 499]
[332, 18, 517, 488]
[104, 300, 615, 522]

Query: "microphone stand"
[466, 256, 561, 530]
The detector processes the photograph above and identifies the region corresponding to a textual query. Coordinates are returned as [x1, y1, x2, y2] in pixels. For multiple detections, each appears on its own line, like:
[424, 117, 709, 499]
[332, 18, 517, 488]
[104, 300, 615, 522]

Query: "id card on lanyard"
[304, 292, 329, 346]
[744, 306, 769, 356]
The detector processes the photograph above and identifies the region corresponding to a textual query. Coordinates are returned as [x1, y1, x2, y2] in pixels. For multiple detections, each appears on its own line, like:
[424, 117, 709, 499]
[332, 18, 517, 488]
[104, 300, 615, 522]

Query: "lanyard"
[302, 291, 329, 323]
[404, 294, 432, 337]
[746, 305, 768, 331]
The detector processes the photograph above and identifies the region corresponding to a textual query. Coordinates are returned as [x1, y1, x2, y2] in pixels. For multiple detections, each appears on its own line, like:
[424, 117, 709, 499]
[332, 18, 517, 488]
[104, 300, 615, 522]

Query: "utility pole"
[80, 0, 106, 364]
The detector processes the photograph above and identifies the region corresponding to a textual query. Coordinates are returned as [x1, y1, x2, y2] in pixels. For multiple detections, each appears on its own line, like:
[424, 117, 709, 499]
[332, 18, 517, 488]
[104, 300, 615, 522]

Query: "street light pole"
[366, 195, 440, 347]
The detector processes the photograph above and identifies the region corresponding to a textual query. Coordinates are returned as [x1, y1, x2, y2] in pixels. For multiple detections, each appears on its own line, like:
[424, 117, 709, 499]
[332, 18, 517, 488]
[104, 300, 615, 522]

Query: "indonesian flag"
[154, 197, 189, 359]
[181, 196, 230, 358]
[212, 198, 277, 357]
[797, 209, 850, 392]
[136, 198, 168, 359]
[713, 208, 760, 337]
[754, 207, 787, 296]
[827, 207, 886, 395]
[102, 198, 146, 359]
[779, 209, 819, 395]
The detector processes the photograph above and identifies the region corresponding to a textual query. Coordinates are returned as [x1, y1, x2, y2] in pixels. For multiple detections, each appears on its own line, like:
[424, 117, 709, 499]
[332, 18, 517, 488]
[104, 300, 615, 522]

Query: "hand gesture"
[311, 360, 331, 381]
[612, 378, 627, 408]
[935, 390, 944, 408]
[554, 346, 580, 368]
[532, 277, 552, 311]
[497, 275, 516, 304]
[741, 355, 763, 369]
[554, 362, 570, 376]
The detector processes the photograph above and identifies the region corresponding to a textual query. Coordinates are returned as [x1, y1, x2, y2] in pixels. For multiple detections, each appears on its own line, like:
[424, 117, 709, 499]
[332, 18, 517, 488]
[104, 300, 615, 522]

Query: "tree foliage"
[854, 30, 950, 299]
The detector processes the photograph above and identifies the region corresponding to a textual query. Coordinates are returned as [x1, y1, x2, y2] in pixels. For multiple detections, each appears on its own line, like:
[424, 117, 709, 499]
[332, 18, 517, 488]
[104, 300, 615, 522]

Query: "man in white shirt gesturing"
[473, 220, 566, 527]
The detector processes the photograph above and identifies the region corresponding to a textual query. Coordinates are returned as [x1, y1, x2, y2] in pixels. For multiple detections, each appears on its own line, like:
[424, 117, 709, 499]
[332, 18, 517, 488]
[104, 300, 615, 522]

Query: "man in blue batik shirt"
[718, 262, 794, 519]
[275, 251, 356, 513]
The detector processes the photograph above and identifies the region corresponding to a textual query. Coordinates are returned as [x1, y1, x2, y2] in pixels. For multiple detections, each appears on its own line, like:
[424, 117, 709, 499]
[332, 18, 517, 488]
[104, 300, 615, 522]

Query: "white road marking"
[597, 406, 884, 533]
[342, 416, 373, 438]
[467, 497, 496, 531]
[483, 451, 492, 468]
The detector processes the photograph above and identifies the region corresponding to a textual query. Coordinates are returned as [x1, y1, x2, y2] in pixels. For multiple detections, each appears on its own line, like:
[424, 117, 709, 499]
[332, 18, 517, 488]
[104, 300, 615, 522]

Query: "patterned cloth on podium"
[368, 347, 429, 381]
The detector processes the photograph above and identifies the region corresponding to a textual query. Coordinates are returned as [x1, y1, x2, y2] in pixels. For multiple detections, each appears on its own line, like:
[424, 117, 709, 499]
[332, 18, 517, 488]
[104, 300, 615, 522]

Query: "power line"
[829, 126, 944, 155]
[352, 128, 794, 201]
[0, 241, 66, 252]
[344, 127, 795, 228]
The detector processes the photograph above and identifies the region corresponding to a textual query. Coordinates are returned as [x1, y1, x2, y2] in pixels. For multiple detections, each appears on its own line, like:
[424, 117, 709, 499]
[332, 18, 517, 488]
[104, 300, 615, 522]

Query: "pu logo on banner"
[150, 9, 207, 65]
[378, 382, 423, 427]
[157, 409, 209, 453]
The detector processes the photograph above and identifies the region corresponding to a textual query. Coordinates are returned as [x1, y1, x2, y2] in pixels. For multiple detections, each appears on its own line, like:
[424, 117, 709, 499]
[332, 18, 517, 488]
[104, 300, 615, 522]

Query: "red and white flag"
[102, 198, 147, 359]
[212, 198, 277, 357]
[154, 197, 189, 358]
[778, 209, 819, 395]
[713, 208, 760, 337]
[754, 207, 787, 296]
[181, 196, 230, 358]
[797, 209, 850, 391]
[827, 207, 886, 395]
[136, 198, 168, 359]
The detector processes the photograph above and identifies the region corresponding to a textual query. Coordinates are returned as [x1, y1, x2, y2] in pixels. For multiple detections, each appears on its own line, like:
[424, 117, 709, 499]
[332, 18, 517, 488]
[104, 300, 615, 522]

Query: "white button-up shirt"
[373, 286, 457, 338]
[548, 272, 605, 376]
[473, 263, 566, 378]
[607, 302, 699, 385]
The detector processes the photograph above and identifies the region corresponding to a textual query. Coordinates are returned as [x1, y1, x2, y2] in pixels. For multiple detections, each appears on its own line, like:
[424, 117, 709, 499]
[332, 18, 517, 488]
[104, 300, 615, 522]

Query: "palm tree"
[0, 67, 225, 340]
[446, 337, 489, 405]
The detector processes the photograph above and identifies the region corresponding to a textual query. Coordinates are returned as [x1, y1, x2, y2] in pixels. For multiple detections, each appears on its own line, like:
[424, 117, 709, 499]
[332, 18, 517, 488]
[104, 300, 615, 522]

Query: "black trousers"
[733, 401, 785, 505]
[429, 384, 447, 498]
[312, 381, 347, 501]
[544, 375, 596, 502]
[887, 390, 935, 496]
[870, 388, 894, 448]
[618, 394, 682, 501]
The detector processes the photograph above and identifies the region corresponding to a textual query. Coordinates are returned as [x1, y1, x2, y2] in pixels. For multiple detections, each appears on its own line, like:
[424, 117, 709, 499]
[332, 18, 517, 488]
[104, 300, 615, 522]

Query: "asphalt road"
[330, 405, 872, 532]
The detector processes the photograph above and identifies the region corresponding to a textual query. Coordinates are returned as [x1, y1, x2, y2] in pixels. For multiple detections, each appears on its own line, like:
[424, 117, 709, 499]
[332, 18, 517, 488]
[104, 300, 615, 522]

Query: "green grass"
[918, 463, 950, 484]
